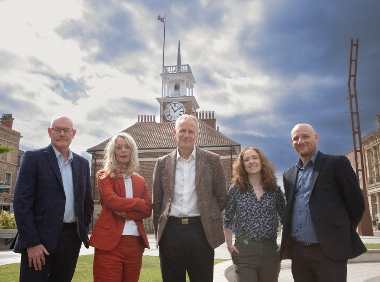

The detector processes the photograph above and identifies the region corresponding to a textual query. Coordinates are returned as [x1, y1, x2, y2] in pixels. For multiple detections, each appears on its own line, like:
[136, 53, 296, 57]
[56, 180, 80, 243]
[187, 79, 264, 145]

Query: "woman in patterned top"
[223, 146, 286, 282]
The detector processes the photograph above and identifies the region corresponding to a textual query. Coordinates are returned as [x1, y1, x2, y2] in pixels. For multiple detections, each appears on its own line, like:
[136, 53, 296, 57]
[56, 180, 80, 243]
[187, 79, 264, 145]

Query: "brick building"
[346, 114, 380, 224]
[0, 114, 22, 211]
[87, 43, 241, 232]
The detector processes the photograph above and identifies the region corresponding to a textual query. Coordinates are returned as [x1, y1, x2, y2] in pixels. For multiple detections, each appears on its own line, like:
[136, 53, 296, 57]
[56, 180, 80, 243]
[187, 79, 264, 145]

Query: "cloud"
[0, 0, 379, 176]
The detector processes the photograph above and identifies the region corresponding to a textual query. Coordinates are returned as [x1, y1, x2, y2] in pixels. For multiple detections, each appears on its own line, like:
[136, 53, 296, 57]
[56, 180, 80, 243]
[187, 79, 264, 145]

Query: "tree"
[0, 145, 13, 155]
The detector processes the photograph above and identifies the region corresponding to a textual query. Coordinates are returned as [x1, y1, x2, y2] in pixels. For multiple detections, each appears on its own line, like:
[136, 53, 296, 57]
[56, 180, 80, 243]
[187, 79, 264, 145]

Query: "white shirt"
[122, 177, 140, 236]
[169, 146, 200, 217]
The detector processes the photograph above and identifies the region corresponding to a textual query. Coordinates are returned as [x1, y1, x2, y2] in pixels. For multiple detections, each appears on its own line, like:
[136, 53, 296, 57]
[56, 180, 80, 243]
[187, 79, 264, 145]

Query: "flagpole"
[161, 14, 166, 98]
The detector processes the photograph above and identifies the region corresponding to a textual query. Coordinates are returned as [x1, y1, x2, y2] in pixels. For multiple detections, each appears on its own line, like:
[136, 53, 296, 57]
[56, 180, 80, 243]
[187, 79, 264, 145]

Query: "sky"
[0, 0, 379, 182]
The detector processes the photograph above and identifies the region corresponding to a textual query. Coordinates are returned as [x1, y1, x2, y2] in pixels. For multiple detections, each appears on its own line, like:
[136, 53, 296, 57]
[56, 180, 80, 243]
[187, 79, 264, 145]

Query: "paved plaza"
[1, 233, 379, 281]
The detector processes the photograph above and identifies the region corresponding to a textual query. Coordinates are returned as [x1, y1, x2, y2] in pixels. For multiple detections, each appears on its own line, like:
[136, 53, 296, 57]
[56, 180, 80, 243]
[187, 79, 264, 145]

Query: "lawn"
[1, 244, 379, 281]
[364, 243, 380, 249]
[0, 255, 229, 282]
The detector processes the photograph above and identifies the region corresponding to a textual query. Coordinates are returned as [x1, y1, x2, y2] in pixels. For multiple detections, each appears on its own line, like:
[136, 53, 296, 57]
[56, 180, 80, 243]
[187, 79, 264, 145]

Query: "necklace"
[122, 173, 131, 179]
[117, 166, 130, 179]
[250, 184, 262, 193]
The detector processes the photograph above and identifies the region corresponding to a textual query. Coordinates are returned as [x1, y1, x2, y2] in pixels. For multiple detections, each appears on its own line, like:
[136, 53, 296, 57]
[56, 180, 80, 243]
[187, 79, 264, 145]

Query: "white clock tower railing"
[163, 64, 192, 74]
[158, 41, 198, 122]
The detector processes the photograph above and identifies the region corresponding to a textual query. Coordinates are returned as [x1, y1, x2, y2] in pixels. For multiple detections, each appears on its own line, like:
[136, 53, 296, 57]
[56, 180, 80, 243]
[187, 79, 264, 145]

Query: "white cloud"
[0, 0, 379, 172]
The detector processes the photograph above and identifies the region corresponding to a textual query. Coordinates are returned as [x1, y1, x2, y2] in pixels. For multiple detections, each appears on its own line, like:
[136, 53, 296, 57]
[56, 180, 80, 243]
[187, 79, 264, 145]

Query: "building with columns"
[87, 42, 241, 232]
[346, 114, 380, 225]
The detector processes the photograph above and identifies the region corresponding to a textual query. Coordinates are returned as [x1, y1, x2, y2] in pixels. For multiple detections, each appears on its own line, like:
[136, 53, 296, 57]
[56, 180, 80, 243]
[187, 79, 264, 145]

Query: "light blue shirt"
[291, 151, 319, 243]
[52, 145, 76, 223]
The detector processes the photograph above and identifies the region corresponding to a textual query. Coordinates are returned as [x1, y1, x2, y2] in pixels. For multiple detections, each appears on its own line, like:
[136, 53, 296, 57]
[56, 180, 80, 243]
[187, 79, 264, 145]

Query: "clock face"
[164, 102, 186, 122]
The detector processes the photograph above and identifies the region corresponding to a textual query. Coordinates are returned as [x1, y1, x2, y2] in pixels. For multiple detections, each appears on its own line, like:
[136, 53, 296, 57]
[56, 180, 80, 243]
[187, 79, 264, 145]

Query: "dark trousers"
[158, 216, 214, 282]
[232, 239, 280, 282]
[289, 239, 347, 282]
[19, 228, 82, 282]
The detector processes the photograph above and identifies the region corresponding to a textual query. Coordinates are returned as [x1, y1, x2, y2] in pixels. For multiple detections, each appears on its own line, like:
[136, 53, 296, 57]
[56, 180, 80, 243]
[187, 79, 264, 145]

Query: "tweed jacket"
[280, 151, 367, 261]
[12, 144, 94, 253]
[153, 147, 227, 249]
[90, 171, 152, 250]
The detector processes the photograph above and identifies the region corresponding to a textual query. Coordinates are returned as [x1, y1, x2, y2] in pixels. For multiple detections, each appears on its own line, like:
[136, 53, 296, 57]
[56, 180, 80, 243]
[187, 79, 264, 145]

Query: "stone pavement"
[1, 233, 379, 282]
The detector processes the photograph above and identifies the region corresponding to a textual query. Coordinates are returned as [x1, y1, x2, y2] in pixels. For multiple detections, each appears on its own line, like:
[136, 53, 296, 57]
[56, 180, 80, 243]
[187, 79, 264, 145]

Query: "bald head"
[290, 123, 319, 165]
[291, 124, 316, 137]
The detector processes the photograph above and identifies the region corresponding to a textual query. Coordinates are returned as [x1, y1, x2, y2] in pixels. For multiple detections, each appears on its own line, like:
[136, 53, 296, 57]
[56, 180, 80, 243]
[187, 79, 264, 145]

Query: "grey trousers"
[231, 239, 281, 282]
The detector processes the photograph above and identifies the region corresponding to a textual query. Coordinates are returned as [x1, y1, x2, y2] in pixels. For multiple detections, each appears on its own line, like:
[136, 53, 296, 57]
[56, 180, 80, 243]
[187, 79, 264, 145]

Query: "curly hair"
[232, 146, 277, 193]
[99, 132, 139, 179]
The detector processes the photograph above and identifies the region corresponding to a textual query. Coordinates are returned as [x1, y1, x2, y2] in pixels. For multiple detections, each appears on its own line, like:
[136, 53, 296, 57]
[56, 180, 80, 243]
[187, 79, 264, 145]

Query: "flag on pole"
[158, 15, 165, 23]
[158, 14, 166, 98]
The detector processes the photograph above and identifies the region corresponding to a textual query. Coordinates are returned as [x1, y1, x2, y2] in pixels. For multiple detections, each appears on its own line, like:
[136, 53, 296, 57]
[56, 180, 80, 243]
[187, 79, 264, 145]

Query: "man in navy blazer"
[13, 116, 94, 282]
[280, 123, 366, 282]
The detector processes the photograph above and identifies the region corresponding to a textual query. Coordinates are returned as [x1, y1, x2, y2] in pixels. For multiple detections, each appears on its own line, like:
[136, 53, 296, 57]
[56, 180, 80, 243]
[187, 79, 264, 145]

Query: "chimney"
[197, 111, 216, 129]
[137, 115, 156, 123]
[377, 114, 380, 129]
[0, 114, 14, 129]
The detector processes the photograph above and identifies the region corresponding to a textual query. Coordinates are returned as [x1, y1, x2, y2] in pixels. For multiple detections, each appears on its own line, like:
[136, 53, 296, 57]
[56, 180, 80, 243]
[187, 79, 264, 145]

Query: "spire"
[177, 40, 181, 66]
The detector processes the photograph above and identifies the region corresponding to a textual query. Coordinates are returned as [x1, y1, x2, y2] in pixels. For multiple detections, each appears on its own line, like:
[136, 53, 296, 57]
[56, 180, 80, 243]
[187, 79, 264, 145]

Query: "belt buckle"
[299, 241, 308, 246]
[181, 218, 189, 224]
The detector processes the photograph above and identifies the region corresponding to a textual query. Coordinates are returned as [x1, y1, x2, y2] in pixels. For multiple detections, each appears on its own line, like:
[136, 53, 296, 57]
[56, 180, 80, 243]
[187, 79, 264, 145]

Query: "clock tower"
[157, 41, 200, 122]
[87, 40, 241, 233]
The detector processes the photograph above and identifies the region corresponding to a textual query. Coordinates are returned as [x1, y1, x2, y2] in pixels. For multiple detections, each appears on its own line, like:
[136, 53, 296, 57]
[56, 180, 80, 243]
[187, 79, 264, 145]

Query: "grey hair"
[175, 114, 200, 133]
[101, 132, 139, 178]
[50, 116, 74, 128]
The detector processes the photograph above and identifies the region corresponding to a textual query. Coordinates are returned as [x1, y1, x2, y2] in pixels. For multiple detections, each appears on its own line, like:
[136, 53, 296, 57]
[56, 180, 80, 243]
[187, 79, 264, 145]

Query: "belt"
[236, 237, 276, 244]
[291, 237, 319, 247]
[168, 216, 201, 225]
[62, 222, 77, 230]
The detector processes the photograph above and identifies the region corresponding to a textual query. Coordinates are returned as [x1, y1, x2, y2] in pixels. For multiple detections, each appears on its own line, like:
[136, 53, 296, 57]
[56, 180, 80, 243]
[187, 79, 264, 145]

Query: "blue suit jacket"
[12, 144, 94, 253]
[280, 151, 367, 260]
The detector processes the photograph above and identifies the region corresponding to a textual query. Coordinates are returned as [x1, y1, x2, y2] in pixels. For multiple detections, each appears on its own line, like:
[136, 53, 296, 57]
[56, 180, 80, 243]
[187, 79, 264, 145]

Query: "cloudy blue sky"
[1, 0, 379, 181]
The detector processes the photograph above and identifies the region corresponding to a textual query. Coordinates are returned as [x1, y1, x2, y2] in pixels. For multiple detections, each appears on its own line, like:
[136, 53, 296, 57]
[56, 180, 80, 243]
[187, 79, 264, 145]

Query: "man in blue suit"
[280, 123, 366, 282]
[13, 116, 94, 282]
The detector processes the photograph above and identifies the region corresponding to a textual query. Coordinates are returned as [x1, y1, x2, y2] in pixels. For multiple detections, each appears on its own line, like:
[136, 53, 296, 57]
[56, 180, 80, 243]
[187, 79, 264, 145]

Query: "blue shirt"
[291, 151, 319, 243]
[52, 145, 76, 223]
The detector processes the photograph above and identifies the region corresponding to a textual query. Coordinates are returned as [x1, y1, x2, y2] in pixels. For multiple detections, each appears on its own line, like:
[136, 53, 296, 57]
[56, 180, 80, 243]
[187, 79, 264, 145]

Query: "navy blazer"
[12, 144, 94, 253]
[280, 151, 367, 261]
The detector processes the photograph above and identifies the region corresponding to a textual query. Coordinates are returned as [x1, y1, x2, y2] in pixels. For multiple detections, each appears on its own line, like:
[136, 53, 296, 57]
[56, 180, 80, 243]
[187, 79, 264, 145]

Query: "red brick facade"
[87, 119, 241, 233]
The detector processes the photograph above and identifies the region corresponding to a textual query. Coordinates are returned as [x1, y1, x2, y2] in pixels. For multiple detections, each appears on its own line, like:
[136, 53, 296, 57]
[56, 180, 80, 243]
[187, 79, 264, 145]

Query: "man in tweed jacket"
[153, 114, 227, 282]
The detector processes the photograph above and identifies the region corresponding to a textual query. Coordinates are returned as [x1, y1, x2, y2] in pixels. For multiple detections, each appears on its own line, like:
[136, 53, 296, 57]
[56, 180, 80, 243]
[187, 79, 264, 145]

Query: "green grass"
[4, 245, 380, 281]
[365, 243, 380, 249]
[0, 255, 229, 282]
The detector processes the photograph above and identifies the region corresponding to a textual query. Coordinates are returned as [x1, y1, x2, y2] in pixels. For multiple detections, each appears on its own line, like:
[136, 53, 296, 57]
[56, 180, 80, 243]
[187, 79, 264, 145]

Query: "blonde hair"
[100, 132, 139, 178]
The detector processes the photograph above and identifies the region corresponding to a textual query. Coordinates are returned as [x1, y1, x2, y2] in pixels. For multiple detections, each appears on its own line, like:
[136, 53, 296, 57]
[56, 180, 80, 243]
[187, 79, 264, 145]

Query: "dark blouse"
[223, 185, 286, 241]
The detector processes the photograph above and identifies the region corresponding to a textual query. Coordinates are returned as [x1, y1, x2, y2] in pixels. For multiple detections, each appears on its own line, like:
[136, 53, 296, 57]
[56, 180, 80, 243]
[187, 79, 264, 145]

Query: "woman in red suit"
[90, 132, 152, 282]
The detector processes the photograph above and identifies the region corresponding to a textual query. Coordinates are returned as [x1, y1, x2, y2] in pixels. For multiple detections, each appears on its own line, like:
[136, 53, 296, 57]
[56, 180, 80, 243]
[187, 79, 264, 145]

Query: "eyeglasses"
[51, 127, 73, 134]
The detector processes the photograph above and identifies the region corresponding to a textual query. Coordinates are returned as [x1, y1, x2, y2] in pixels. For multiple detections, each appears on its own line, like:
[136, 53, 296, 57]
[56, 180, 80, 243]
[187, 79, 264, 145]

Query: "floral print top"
[223, 185, 286, 241]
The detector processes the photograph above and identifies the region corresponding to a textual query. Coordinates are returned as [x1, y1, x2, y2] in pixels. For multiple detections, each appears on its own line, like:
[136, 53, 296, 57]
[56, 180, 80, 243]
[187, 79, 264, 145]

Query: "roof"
[87, 120, 240, 152]
[362, 127, 380, 143]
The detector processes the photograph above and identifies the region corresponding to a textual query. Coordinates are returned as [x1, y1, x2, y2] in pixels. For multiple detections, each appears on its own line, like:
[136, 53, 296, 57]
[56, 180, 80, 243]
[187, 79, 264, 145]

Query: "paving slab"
[1, 234, 379, 282]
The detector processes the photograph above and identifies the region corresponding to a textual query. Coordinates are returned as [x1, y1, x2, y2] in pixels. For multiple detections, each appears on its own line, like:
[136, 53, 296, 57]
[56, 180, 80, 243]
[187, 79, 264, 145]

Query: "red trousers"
[93, 235, 145, 282]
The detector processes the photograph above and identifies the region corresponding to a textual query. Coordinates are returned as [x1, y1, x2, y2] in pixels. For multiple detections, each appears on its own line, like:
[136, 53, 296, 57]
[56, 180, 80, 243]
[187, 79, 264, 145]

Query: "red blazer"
[90, 170, 152, 251]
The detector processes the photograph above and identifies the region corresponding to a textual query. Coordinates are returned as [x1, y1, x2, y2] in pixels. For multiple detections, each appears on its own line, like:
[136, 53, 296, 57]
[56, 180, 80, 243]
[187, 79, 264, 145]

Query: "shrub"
[0, 210, 17, 229]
